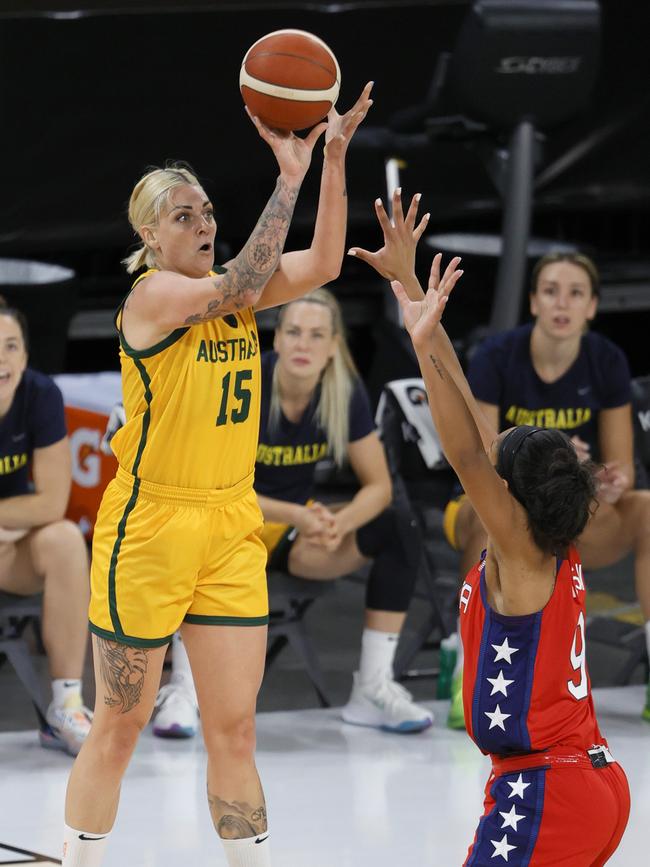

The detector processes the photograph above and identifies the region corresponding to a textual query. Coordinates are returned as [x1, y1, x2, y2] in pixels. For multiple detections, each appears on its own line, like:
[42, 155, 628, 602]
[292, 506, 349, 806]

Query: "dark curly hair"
[497, 426, 597, 555]
[0, 295, 29, 352]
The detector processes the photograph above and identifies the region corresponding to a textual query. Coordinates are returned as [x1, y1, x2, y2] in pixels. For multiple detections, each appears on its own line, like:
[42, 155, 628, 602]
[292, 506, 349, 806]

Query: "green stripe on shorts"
[89, 620, 175, 648]
[183, 614, 270, 627]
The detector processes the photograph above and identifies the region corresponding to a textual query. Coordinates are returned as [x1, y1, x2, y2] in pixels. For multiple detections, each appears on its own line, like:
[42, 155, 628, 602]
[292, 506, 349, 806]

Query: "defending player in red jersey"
[389, 251, 630, 865]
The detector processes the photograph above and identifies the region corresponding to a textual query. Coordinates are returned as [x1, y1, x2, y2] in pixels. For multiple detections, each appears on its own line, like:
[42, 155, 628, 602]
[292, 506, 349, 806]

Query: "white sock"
[358, 628, 399, 683]
[62, 824, 110, 866]
[645, 621, 650, 667]
[221, 832, 271, 867]
[171, 632, 195, 689]
[51, 679, 83, 710]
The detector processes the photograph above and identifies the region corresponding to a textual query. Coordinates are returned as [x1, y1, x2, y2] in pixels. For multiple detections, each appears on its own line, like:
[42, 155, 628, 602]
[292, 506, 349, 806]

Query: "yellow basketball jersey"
[110, 268, 261, 490]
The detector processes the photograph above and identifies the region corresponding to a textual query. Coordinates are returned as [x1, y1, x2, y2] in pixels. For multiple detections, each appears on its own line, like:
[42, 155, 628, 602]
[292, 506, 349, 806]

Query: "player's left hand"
[347, 188, 430, 283]
[393, 253, 463, 348]
[323, 81, 374, 161]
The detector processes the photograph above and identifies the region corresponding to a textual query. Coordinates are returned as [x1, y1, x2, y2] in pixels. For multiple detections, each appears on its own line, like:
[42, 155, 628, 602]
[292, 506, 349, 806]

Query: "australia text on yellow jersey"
[109, 269, 261, 490]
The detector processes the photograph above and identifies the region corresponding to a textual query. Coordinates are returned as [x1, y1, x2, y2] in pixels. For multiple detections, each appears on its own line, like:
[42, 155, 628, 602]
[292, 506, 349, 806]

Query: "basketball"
[240, 29, 340, 132]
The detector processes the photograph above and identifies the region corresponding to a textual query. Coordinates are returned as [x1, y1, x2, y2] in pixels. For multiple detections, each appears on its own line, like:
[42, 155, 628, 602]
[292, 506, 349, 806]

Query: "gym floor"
[0, 556, 648, 865]
[0, 686, 648, 865]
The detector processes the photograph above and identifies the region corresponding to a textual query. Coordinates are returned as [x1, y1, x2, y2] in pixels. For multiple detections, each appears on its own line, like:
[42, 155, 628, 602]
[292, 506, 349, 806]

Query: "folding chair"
[0, 591, 47, 727]
[266, 570, 337, 708]
[375, 378, 460, 682]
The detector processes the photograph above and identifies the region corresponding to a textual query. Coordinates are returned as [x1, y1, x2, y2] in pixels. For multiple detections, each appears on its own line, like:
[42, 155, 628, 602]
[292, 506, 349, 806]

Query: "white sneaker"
[153, 679, 199, 739]
[39, 703, 93, 756]
[341, 673, 434, 733]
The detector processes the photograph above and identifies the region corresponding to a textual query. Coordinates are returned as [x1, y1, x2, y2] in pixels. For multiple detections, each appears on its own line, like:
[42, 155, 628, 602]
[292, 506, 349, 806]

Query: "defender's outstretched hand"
[392, 253, 463, 347]
[324, 81, 374, 162]
[347, 188, 430, 282]
[246, 107, 328, 182]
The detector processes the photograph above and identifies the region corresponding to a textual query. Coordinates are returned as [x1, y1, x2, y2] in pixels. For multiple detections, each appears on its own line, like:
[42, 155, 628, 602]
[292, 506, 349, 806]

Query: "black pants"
[269, 505, 422, 613]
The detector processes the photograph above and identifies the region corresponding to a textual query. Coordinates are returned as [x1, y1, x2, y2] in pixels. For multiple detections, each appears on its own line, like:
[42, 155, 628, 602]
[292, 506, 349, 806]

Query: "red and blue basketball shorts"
[463, 749, 630, 866]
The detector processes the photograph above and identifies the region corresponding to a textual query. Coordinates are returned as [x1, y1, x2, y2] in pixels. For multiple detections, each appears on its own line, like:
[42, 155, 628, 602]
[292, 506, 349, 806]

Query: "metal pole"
[490, 119, 536, 332]
[384, 157, 404, 325]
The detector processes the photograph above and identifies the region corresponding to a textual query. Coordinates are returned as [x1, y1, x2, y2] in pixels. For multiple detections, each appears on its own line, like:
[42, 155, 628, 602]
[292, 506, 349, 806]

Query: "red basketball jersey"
[460, 545, 604, 755]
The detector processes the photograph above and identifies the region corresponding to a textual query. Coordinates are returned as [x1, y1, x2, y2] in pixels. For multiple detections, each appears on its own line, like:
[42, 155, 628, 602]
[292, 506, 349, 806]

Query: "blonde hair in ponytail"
[122, 163, 201, 274]
[271, 288, 359, 467]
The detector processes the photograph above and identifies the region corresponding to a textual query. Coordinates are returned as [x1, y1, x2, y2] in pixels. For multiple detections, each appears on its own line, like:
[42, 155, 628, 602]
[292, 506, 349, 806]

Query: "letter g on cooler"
[70, 427, 101, 488]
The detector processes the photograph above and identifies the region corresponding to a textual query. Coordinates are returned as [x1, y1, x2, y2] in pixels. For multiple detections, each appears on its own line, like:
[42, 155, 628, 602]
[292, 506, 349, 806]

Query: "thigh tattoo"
[96, 637, 149, 713]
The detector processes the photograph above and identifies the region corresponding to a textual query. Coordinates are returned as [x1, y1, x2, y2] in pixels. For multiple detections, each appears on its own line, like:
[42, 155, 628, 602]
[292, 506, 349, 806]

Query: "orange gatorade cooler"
[53, 372, 122, 538]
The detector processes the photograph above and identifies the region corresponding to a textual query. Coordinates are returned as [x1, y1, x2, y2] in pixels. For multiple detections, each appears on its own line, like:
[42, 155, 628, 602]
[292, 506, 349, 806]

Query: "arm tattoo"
[429, 354, 445, 380]
[207, 792, 268, 839]
[185, 177, 300, 324]
[96, 637, 149, 714]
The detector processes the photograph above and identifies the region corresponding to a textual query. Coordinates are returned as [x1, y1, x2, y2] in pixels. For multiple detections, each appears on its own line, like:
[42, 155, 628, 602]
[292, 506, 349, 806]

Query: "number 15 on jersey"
[216, 369, 252, 426]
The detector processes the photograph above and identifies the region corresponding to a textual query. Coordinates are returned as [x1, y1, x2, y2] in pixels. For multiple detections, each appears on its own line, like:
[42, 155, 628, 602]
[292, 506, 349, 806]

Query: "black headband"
[496, 426, 545, 493]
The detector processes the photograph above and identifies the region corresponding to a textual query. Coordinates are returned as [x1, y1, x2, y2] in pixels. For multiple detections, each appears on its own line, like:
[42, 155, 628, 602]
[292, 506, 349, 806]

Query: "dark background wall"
[0, 0, 648, 384]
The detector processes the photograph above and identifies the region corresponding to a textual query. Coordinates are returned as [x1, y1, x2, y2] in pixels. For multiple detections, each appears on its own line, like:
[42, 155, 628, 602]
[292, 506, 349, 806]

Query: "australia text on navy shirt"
[255, 352, 375, 505]
[467, 324, 631, 460]
[0, 368, 67, 499]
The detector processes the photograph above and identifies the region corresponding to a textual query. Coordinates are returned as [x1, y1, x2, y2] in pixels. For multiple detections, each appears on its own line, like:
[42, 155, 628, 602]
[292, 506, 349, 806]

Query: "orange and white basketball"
[240, 29, 340, 131]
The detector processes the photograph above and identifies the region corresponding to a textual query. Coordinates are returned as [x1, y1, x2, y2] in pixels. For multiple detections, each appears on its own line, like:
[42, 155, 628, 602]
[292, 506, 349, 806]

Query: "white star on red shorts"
[490, 833, 517, 861]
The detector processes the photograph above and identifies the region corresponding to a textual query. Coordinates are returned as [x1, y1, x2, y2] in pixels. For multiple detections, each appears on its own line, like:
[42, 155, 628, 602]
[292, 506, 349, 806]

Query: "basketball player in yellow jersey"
[62, 83, 373, 867]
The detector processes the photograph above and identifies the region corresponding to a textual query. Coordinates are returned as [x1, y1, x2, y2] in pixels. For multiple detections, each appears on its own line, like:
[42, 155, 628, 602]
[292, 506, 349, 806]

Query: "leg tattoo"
[207, 792, 268, 839]
[96, 637, 149, 713]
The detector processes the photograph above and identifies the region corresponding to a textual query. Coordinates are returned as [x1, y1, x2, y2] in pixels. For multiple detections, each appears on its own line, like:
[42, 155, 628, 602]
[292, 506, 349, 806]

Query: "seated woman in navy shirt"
[444, 252, 650, 725]
[0, 297, 92, 754]
[155, 288, 432, 737]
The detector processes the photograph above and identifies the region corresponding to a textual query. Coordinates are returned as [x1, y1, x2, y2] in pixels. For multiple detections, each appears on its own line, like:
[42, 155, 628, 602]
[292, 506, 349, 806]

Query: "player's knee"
[287, 547, 309, 577]
[95, 715, 147, 765]
[288, 547, 333, 580]
[203, 712, 257, 762]
[35, 519, 85, 558]
[357, 506, 422, 569]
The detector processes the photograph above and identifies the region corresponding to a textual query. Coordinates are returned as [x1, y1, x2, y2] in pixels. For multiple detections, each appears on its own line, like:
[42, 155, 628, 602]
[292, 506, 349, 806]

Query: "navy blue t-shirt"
[255, 352, 375, 504]
[0, 368, 67, 498]
[468, 324, 631, 459]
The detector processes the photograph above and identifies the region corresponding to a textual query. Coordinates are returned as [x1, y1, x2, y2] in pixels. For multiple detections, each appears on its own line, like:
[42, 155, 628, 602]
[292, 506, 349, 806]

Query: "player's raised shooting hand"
[324, 81, 374, 162]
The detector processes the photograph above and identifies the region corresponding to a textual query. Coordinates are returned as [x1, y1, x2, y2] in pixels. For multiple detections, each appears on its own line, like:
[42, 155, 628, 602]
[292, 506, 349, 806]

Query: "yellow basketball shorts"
[89, 466, 268, 647]
[442, 493, 468, 551]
